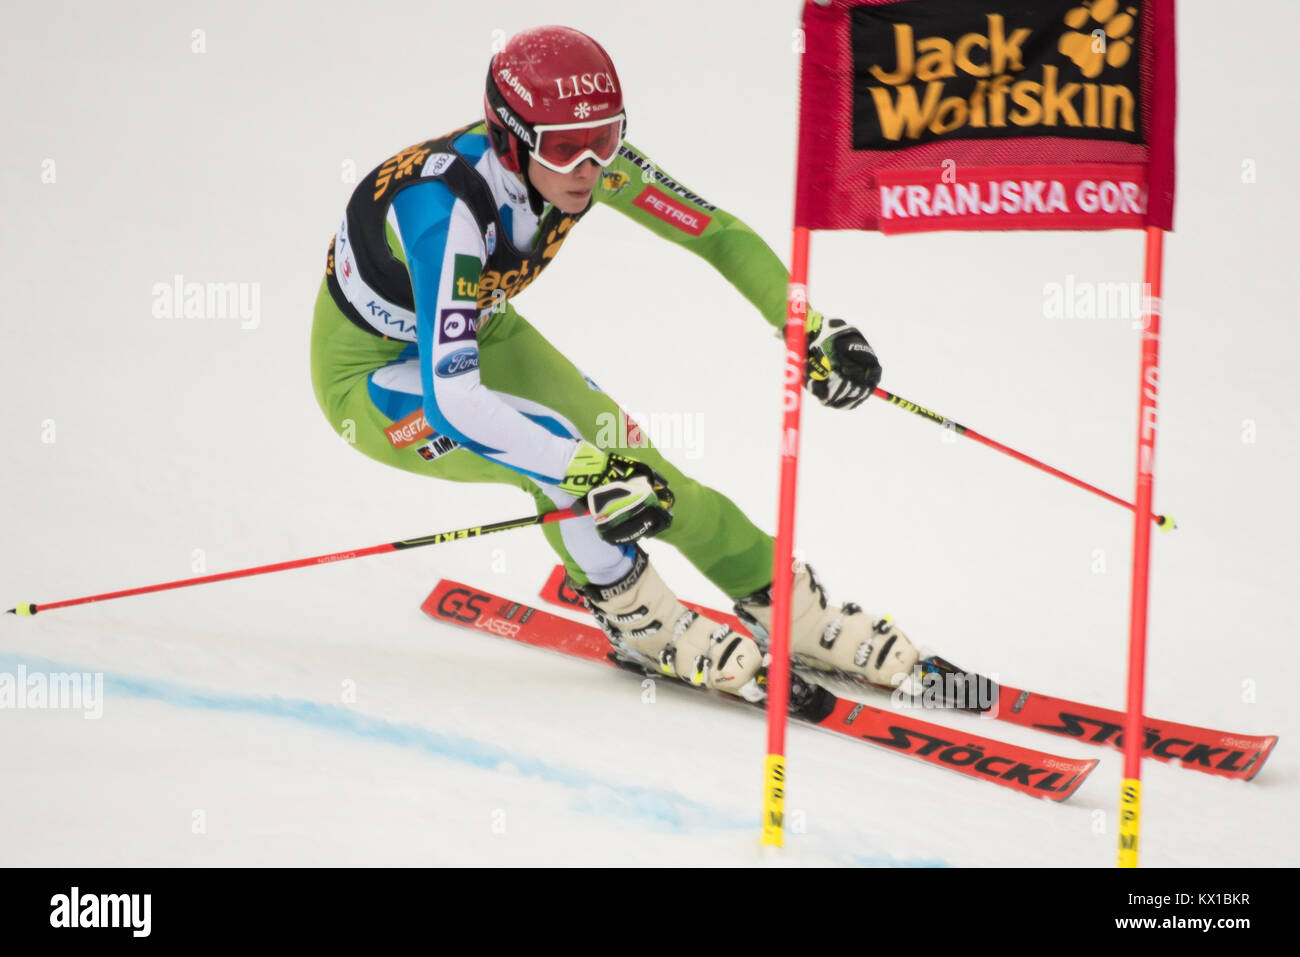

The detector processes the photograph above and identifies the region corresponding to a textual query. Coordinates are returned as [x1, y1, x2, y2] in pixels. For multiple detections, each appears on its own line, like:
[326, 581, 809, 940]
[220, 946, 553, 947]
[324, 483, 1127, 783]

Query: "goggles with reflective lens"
[530, 115, 625, 174]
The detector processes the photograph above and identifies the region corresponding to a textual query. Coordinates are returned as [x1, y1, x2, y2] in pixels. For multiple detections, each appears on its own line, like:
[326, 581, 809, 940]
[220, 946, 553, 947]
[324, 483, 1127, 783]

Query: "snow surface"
[2, 0, 1297, 867]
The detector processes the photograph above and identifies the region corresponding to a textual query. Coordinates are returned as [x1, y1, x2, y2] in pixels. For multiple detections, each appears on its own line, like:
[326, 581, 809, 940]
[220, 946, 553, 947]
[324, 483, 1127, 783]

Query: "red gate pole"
[1118, 225, 1166, 867]
[761, 226, 812, 850]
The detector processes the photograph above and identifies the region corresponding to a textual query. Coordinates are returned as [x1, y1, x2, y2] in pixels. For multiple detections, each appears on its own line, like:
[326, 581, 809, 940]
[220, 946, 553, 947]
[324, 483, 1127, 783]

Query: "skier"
[310, 25, 918, 704]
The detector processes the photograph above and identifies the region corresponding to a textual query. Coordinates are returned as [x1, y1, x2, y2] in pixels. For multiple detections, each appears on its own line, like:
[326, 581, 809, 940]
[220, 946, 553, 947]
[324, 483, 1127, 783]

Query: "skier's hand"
[558, 441, 674, 545]
[805, 316, 881, 410]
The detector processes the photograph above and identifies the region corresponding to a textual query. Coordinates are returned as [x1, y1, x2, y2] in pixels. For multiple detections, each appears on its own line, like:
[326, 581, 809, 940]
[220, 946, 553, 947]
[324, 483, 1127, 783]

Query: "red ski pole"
[873, 387, 1174, 529]
[7, 507, 581, 616]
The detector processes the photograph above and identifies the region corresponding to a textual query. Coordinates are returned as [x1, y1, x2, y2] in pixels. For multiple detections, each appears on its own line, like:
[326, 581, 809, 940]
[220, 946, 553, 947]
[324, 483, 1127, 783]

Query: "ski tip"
[8, 603, 37, 616]
[1047, 758, 1101, 802]
[1245, 736, 1280, 782]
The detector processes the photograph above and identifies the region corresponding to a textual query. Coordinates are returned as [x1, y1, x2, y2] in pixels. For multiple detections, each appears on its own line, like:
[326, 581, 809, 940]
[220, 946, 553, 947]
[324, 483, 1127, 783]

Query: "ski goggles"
[530, 115, 625, 174]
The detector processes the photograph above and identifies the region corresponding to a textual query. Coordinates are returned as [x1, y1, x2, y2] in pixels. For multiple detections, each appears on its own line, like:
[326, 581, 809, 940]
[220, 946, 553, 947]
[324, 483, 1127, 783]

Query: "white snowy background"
[2, 0, 1296, 867]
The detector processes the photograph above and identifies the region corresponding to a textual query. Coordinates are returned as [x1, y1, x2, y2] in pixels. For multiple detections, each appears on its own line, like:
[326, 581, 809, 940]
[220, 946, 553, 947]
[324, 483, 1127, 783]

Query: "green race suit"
[311, 123, 796, 594]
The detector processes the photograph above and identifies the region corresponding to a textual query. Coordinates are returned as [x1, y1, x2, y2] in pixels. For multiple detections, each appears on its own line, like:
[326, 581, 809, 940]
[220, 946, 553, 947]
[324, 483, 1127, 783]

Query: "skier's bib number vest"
[326, 123, 586, 340]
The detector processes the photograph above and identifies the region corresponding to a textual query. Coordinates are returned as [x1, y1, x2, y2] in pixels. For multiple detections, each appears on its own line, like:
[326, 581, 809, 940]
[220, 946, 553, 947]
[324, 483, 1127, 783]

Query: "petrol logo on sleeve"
[435, 348, 480, 378]
[451, 255, 480, 302]
[438, 307, 480, 344]
[632, 186, 712, 236]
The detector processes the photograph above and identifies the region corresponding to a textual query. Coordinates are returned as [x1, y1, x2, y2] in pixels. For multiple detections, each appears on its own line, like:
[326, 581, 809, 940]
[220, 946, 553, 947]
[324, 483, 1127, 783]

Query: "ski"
[991, 685, 1276, 781]
[536, 565, 1277, 782]
[423, 579, 1098, 802]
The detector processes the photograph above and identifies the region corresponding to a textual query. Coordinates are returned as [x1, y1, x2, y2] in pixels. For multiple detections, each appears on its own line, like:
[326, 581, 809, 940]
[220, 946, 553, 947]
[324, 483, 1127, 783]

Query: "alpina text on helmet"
[496, 67, 534, 107]
[496, 106, 535, 147]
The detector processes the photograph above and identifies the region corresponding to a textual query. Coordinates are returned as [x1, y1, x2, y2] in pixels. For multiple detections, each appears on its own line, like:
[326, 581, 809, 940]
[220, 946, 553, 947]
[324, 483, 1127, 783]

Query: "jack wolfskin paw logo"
[1059, 0, 1137, 79]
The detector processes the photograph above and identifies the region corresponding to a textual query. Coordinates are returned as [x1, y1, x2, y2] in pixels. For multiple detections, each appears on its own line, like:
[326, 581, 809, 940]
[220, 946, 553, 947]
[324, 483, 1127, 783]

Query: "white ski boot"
[733, 563, 919, 691]
[575, 548, 766, 701]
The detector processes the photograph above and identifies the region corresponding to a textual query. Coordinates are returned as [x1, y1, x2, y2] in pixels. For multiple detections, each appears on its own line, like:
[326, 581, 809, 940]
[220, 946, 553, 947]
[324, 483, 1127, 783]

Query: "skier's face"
[528, 158, 600, 214]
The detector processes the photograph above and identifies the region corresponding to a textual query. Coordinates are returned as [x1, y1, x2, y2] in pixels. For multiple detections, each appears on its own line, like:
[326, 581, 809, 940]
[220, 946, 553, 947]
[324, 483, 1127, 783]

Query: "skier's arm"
[594, 142, 882, 406]
[593, 142, 791, 331]
[392, 181, 578, 484]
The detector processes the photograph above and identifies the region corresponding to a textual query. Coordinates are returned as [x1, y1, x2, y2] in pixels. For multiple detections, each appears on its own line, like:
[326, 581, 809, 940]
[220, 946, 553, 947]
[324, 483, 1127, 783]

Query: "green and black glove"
[805, 314, 882, 410]
[558, 442, 674, 545]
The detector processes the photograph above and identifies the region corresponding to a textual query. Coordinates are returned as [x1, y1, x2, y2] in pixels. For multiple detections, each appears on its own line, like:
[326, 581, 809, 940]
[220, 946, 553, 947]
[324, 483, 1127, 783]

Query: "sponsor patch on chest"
[438, 307, 480, 344]
[435, 347, 480, 378]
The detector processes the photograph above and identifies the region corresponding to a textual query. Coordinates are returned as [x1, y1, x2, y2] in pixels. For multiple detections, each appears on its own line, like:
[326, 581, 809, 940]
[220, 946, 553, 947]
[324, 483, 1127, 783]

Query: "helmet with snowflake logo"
[484, 26, 626, 179]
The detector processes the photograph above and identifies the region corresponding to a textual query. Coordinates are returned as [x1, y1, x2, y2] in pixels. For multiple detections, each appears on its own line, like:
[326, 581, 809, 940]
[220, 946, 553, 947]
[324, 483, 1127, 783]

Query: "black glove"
[805, 317, 882, 410]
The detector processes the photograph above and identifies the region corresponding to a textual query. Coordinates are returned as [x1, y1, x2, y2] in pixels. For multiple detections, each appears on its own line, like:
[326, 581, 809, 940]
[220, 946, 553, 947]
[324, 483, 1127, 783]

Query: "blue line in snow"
[0, 653, 950, 865]
[0, 653, 744, 833]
